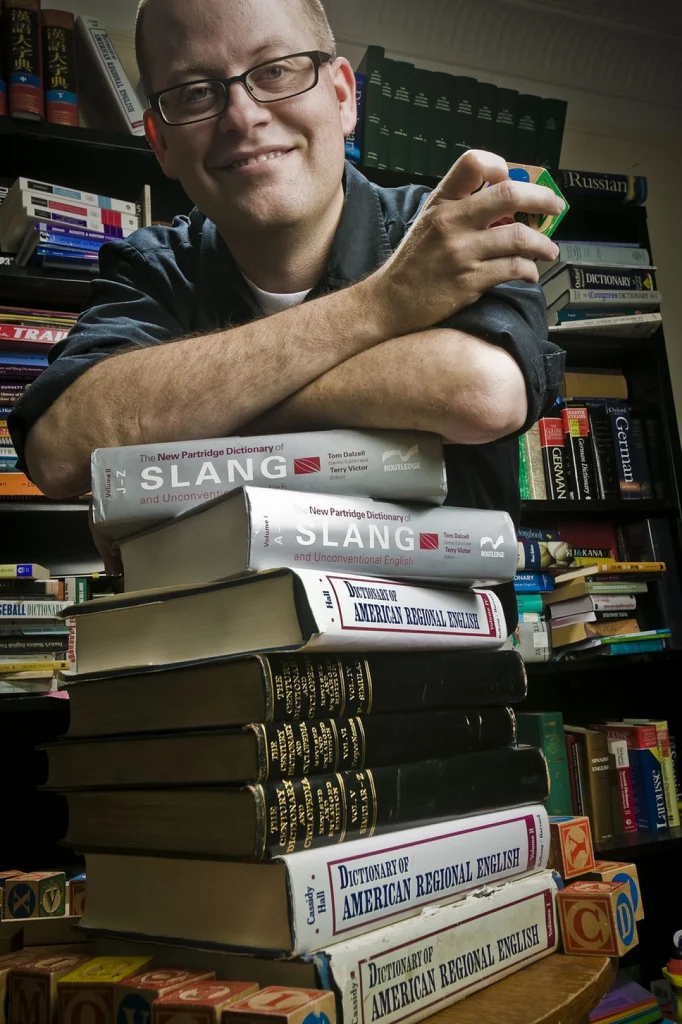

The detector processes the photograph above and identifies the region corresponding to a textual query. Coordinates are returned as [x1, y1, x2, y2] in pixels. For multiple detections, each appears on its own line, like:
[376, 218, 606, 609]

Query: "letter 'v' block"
[59, 957, 154, 1024]
[115, 969, 215, 1024]
[557, 880, 638, 957]
[9, 954, 94, 1024]
[221, 987, 337, 1024]
[548, 816, 596, 879]
[153, 981, 259, 1024]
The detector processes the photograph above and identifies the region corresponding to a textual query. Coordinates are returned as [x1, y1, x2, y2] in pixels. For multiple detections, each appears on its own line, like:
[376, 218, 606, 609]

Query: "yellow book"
[554, 561, 665, 584]
[551, 618, 639, 649]
[0, 660, 69, 674]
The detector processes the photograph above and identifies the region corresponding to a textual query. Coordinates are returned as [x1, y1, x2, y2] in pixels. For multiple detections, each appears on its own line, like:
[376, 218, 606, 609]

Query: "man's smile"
[218, 147, 296, 172]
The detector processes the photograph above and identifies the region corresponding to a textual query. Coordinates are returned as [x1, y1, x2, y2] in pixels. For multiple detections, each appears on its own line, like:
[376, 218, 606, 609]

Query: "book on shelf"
[543, 266, 656, 312]
[550, 616, 640, 649]
[535, 98, 567, 171]
[79, 805, 550, 955]
[430, 72, 454, 178]
[117, 485, 517, 593]
[545, 593, 637, 618]
[355, 46, 383, 169]
[492, 88, 518, 161]
[0, 190, 138, 252]
[90, 429, 447, 538]
[562, 370, 628, 401]
[538, 242, 652, 282]
[75, 16, 145, 136]
[377, 56, 394, 171]
[543, 578, 649, 604]
[560, 405, 598, 501]
[516, 712, 572, 815]
[389, 60, 413, 174]
[549, 312, 662, 338]
[536, 417, 568, 500]
[344, 72, 366, 166]
[545, 289, 661, 327]
[556, 169, 648, 205]
[408, 67, 431, 177]
[42, 10, 78, 126]
[549, 607, 634, 629]
[452, 76, 477, 158]
[553, 561, 665, 584]
[503, 620, 550, 664]
[594, 722, 667, 832]
[516, 539, 572, 572]
[513, 572, 553, 593]
[473, 81, 498, 152]
[606, 737, 637, 833]
[623, 718, 680, 828]
[5, 0, 44, 121]
[6, 178, 137, 217]
[564, 726, 615, 843]
[519, 423, 546, 500]
[512, 93, 542, 163]
[0, 562, 50, 579]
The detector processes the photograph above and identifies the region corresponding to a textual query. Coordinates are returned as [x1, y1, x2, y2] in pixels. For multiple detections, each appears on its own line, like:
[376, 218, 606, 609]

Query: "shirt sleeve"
[8, 239, 187, 476]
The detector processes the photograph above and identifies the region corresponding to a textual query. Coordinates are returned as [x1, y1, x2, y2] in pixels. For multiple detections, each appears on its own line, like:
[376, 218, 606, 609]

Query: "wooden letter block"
[0, 953, 45, 1024]
[221, 988, 336, 1024]
[584, 860, 644, 922]
[153, 982, 259, 1024]
[8, 953, 93, 1024]
[4, 873, 66, 920]
[59, 957, 154, 1024]
[116, 969, 215, 1024]
[66, 875, 86, 919]
[557, 880, 638, 957]
[548, 816, 596, 879]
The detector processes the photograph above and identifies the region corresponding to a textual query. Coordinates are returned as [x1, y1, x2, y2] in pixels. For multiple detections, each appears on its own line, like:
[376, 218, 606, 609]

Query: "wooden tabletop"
[425, 954, 615, 1024]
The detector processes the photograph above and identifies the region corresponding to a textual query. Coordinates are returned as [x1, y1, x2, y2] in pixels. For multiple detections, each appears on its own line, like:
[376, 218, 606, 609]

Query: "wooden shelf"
[527, 648, 682, 675]
[596, 824, 682, 857]
[521, 498, 675, 517]
[0, 116, 153, 155]
[0, 265, 93, 307]
[0, 500, 89, 513]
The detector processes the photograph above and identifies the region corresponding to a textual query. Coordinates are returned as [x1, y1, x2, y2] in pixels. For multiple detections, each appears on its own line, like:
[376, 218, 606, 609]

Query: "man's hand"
[366, 150, 563, 339]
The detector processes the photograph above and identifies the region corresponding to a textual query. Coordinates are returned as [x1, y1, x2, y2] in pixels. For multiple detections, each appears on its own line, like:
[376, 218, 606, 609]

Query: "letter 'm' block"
[9, 954, 93, 1024]
[548, 816, 596, 879]
[3, 872, 66, 920]
[115, 969, 215, 1024]
[222, 988, 336, 1024]
[59, 957, 154, 1024]
[584, 860, 644, 922]
[0, 952, 45, 1024]
[154, 982, 259, 1024]
[557, 880, 638, 957]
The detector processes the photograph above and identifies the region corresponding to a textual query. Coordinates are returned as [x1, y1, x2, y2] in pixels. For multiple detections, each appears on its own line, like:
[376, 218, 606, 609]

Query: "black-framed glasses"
[149, 50, 333, 125]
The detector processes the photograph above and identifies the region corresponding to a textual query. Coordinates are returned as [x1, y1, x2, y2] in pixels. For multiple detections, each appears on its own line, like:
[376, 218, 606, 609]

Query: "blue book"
[556, 308, 640, 322]
[517, 527, 561, 542]
[0, 353, 49, 367]
[345, 72, 367, 164]
[34, 246, 98, 262]
[31, 221, 116, 244]
[36, 231, 105, 253]
[604, 638, 667, 656]
[629, 746, 667, 831]
[513, 572, 554, 593]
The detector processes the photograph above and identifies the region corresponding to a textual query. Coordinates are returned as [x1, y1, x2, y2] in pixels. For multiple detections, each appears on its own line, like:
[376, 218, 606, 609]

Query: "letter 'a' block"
[154, 982, 259, 1024]
[3, 872, 66, 919]
[557, 880, 638, 957]
[59, 957, 154, 1024]
[584, 861, 644, 922]
[9, 954, 93, 1024]
[548, 816, 596, 879]
[115, 969, 215, 1024]
[222, 987, 337, 1024]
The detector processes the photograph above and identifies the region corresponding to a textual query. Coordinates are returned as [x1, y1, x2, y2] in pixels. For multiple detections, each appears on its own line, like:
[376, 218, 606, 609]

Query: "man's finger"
[467, 221, 560, 264]
[460, 180, 565, 230]
[427, 149, 509, 204]
[472, 255, 540, 291]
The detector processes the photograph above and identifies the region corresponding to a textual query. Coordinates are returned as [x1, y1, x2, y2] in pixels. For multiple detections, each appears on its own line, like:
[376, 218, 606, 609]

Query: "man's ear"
[144, 109, 180, 180]
[332, 57, 358, 138]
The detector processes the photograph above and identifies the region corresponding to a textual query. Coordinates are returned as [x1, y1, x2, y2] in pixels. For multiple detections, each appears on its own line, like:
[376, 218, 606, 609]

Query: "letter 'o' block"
[153, 981, 259, 1024]
[557, 880, 638, 957]
[115, 969, 215, 1024]
[548, 816, 596, 879]
[222, 987, 337, 1024]
[584, 861, 644, 922]
[4, 872, 66, 919]
[59, 957, 154, 1024]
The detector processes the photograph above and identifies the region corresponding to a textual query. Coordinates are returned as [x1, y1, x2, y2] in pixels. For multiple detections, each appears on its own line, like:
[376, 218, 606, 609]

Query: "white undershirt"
[244, 275, 311, 315]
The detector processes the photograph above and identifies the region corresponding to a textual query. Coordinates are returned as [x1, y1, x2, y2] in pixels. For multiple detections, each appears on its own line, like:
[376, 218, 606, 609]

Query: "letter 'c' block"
[557, 880, 638, 957]
[222, 987, 337, 1024]
[153, 981, 259, 1024]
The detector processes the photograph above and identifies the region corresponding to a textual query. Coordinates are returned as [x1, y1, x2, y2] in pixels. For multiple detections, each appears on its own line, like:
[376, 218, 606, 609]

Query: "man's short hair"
[136, 0, 336, 99]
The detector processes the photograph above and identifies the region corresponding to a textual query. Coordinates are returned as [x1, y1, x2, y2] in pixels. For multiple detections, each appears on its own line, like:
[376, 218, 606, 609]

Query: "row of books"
[0, 3, 145, 135]
[351, 45, 568, 176]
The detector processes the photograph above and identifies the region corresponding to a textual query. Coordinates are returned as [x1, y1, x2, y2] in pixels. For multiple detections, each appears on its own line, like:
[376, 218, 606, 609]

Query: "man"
[9, 0, 565, 627]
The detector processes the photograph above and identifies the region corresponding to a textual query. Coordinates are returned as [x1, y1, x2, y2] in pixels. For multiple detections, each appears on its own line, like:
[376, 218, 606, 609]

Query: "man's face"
[143, 0, 356, 235]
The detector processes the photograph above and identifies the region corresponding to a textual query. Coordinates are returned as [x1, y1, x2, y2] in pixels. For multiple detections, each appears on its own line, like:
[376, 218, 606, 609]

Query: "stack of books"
[589, 973, 662, 1024]
[45, 427, 563, 1017]
[0, 563, 70, 693]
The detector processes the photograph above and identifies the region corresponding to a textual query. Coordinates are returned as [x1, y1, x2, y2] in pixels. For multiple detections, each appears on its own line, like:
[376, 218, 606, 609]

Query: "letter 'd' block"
[222, 987, 337, 1024]
[116, 969, 215, 1024]
[584, 860, 644, 922]
[557, 880, 638, 957]
[153, 981, 259, 1024]
[59, 957, 154, 1024]
[9, 954, 93, 1024]
[548, 816, 596, 879]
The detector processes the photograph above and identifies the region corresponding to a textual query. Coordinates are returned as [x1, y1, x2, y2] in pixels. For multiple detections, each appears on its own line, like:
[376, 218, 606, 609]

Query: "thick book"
[429, 73, 454, 178]
[551, 617, 640, 648]
[75, 16, 145, 135]
[0, 562, 50, 579]
[0, 599, 68, 618]
[79, 805, 549, 955]
[63, 745, 550, 858]
[520, 423, 546, 500]
[535, 97, 567, 170]
[344, 72, 366, 165]
[408, 68, 432, 177]
[516, 713, 572, 816]
[0, 577, 61, 595]
[42, 10, 78, 126]
[606, 737, 636, 833]
[452, 76, 477, 158]
[6, 0, 44, 120]
[543, 579, 648, 604]
[595, 723, 666, 832]
[564, 726, 614, 843]
[62, 568, 508, 677]
[473, 81, 498, 151]
[605, 402, 652, 499]
[0, 205, 129, 252]
[44, 706, 516, 789]
[577, 400, 619, 500]
[389, 61, 413, 173]
[543, 266, 657, 311]
[0, 637, 68, 655]
[546, 289, 661, 325]
[549, 609, 632, 629]
[624, 719, 680, 828]
[16, 222, 112, 266]
[119, 485, 516, 593]
[90, 429, 446, 539]
[538, 417, 569, 500]
[545, 594, 636, 618]
[7, 177, 136, 216]
[512, 94, 542, 163]
[355, 46, 383, 169]
[537, 242, 651, 281]
[492, 88, 518, 160]
[561, 405, 598, 500]
[64, 649, 527, 738]
[513, 573, 553, 593]
[516, 540, 572, 573]
[377, 57, 394, 170]
[557, 170, 648, 205]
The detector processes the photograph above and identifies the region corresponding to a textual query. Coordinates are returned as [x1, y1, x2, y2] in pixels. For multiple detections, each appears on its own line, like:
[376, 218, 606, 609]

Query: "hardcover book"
[473, 81, 498, 151]
[6, 0, 44, 120]
[408, 68, 432, 177]
[545, 289, 661, 326]
[90, 429, 447, 539]
[429, 73, 454, 178]
[606, 737, 636, 833]
[543, 267, 657, 313]
[356, 46, 383, 168]
[538, 242, 652, 282]
[564, 726, 614, 843]
[512, 94, 542, 163]
[538, 417, 568, 500]
[535, 97, 567, 171]
[42, 10, 78, 126]
[561, 405, 598, 500]
[517, 712, 572, 815]
[118, 485, 516, 593]
[7, 178, 137, 216]
[75, 17, 146, 135]
[605, 402, 652, 499]
[378, 57, 394, 170]
[492, 88, 518, 161]
[452, 76, 477, 157]
[624, 718, 680, 828]
[389, 61, 414, 173]
[557, 170, 648, 205]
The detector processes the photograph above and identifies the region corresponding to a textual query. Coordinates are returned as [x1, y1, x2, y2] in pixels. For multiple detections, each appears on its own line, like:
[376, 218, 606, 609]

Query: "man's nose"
[216, 81, 273, 133]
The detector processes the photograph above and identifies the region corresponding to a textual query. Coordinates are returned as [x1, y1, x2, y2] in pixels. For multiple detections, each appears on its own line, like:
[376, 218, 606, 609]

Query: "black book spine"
[257, 746, 549, 857]
[254, 707, 515, 781]
[261, 650, 527, 721]
[561, 405, 598, 500]
[557, 169, 648, 205]
[568, 266, 656, 291]
[0, 639, 69, 655]
[582, 401, 620, 500]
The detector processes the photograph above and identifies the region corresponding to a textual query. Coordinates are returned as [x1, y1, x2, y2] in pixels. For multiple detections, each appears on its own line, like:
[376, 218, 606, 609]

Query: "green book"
[378, 57, 395, 170]
[409, 67, 432, 177]
[518, 435, 531, 500]
[512, 93, 543, 163]
[452, 76, 477, 158]
[493, 87, 518, 161]
[473, 81, 498, 151]
[390, 60, 414, 173]
[516, 593, 544, 614]
[516, 712, 573, 816]
[355, 45, 384, 169]
[429, 72, 454, 178]
[536, 97, 568, 171]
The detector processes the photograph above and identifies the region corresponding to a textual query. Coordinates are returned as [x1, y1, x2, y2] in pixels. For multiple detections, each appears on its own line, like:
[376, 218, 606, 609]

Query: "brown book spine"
[570, 729, 614, 843]
[42, 9, 78, 126]
[6, 0, 44, 120]
[0, 2, 8, 117]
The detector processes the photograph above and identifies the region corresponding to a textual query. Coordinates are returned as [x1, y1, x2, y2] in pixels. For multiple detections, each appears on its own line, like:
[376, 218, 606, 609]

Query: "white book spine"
[91, 430, 447, 538]
[0, 600, 69, 618]
[559, 243, 650, 265]
[76, 17, 146, 136]
[12, 192, 138, 230]
[14, 178, 136, 216]
[566, 289, 662, 307]
[3, 205, 136, 251]
[283, 806, 549, 954]
[310, 870, 559, 1024]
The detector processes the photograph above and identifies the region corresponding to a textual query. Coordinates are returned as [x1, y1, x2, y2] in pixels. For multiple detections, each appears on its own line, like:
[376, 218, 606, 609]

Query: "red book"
[539, 417, 568, 500]
[6, 0, 45, 121]
[607, 736, 637, 833]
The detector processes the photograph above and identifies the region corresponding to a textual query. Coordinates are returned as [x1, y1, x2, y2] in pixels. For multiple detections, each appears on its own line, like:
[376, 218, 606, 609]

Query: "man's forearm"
[25, 279, 387, 497]
[244, 329, 528, 443]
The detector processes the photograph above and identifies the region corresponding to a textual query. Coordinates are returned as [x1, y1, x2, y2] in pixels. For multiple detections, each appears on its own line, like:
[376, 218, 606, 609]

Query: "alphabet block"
[115, 969, 215, 1024]
[557, 880, 638, 957]
[66, 875, 86, 918]
[153, 981, 259, 1024]
[584, 860, 644, 922]
[222, 988, 336, 1024]
[59, 957, 154, 1024]
[0, 952, 45, 1024]
[3, 873, 66, 919]
[548, 816, 596, 879]
[8, 953, 93, 1024]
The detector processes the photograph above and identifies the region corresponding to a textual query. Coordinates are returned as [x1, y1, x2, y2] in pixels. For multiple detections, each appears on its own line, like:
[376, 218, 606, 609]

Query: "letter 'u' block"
[584, 861, 644, 922]
[222, 987, 337, 1024]
[59, 958, 154, 1024]
[9, 954, 93, 1024]
[115, 969, 215, 1024]
[153, 981, 259, 1024]
[3, 872, 66, 919]
[557, 880, 638, 957]
[548, 816, 596, 879]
